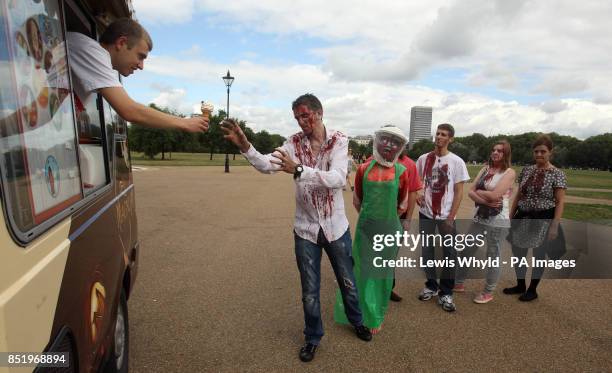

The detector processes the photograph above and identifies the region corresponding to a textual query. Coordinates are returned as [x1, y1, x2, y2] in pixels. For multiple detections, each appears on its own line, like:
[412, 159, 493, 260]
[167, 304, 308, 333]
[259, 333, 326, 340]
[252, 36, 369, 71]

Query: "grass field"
[130, 152, 251, 166]
[563, 203, 612, 225]
[566, 190, 612, 201]
[131, 153, 612, 223]
[467, 165, 612, 190]
[132, 154, 612, 190]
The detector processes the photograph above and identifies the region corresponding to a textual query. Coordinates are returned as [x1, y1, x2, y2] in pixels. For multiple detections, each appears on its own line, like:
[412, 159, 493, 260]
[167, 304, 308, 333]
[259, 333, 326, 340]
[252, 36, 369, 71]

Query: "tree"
[456, 133, 489, 162]
[348, 140, 359, 156]
[578, 133, 612, 170]
[253, 130, 274, 153]
[449, 141, 469, 161]
[128, 104, 196, 159]
[270, 134, 286, 149]
[199, 112, 225, 160]
[407, 139, 434, 159]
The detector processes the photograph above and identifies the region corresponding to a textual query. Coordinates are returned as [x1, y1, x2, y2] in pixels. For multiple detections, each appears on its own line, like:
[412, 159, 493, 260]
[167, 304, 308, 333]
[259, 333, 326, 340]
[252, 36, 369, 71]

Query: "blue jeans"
[455, 223, 507, 293]
[294, 228, 363, 345]
[419, 212, 457, 296]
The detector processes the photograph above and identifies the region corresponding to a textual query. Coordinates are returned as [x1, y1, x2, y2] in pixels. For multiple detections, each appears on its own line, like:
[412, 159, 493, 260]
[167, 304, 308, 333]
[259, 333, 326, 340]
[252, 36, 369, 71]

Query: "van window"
[0, 0, 83, 235]
[64, 0, 111, 196]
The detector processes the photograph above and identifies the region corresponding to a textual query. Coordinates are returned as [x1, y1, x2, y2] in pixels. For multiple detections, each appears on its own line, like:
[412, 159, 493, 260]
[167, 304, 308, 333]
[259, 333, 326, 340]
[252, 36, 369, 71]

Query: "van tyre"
[105, 290, 129, 373]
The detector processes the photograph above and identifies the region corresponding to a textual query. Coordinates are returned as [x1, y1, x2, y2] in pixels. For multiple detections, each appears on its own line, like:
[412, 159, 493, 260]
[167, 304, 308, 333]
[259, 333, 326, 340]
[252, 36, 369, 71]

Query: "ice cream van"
[1, 0, 139, 372]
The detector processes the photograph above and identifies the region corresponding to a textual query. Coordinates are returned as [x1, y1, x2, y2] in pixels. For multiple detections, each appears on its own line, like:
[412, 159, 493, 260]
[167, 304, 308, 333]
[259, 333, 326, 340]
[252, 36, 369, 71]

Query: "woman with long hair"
[455, 140, 515, 303]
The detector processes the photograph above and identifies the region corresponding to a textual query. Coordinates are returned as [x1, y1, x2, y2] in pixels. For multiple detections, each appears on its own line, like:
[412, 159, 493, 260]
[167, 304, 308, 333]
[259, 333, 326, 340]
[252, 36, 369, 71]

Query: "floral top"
[517, 165, 567, 212]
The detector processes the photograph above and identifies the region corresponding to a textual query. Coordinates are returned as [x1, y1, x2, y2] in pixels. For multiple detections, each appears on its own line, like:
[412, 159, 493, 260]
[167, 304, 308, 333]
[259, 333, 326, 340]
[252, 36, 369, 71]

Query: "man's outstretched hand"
[180, 116, 209, 133]
[221, 118, 250, 153]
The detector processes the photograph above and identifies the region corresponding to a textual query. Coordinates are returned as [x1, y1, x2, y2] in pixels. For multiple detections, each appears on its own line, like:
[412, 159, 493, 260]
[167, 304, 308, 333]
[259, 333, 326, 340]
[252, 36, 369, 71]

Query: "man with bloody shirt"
[221, 94, 371, 363]
[415, 123, 469, 312]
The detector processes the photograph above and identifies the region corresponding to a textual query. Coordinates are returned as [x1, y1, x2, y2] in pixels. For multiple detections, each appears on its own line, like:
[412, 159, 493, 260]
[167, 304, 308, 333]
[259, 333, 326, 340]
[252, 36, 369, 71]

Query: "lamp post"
[222, 70, 234, 173]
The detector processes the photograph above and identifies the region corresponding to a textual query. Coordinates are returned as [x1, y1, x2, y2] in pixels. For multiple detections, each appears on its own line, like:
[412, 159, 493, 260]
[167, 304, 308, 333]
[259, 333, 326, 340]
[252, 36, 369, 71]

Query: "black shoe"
[354, 325, 372, 342]
[503, 285, 526, 295]
[519, 290, 538, 302]
[351, 186, 354, 191]
[299, 343, 317, 362]
[390, 291, 403, 302]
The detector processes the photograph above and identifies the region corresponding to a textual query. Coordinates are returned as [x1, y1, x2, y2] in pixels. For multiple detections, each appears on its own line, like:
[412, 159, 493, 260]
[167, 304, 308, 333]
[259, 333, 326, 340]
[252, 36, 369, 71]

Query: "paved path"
[565, 195, 612, 206]
[568, 187, 612, 192]
[128, 167, 612, 372]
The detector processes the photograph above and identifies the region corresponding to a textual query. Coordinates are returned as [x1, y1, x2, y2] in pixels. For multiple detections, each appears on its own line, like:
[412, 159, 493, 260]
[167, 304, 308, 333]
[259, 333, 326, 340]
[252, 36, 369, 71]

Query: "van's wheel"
[105, 290, 129, 373]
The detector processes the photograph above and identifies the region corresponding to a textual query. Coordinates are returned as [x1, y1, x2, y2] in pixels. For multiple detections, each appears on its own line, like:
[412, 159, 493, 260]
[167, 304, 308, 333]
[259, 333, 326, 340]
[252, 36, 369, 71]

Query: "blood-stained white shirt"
[242, 127, 349, 244]
[416, 151, 470, 220]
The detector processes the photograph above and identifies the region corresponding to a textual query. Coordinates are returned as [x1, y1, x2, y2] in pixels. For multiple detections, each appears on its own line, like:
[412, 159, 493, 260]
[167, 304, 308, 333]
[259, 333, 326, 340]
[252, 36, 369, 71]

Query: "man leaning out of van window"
[66, 18, 208, 133]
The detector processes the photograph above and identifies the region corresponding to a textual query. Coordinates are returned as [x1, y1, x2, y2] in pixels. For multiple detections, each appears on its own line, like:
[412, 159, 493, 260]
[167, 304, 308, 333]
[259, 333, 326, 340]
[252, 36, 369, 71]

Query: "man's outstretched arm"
[100, 87, 209, 133]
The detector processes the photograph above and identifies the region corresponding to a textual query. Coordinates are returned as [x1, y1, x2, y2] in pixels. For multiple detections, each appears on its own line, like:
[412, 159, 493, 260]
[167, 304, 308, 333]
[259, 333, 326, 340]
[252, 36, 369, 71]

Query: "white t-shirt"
[66, 32, 122, 105]
[416, 151, 470, 220]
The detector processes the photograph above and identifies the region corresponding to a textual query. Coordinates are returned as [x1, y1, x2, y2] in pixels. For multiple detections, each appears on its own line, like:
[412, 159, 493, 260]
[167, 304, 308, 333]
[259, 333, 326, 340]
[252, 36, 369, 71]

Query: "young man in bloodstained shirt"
[415, 123, 470, 312]
[221, 94, 372, 363]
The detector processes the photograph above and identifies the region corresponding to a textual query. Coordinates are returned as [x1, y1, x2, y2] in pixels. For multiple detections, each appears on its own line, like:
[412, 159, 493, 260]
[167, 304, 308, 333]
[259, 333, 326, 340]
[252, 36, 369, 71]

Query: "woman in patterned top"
[504, 134, 567, 301]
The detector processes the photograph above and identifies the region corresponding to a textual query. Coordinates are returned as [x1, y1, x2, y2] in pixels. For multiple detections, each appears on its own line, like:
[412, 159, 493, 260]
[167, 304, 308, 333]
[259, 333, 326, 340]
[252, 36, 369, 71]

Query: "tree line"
[128, 104, 285, 159]
[130, 105, 610, 170]
[406, 132, 612, 170]
[350, 132, 611, 170]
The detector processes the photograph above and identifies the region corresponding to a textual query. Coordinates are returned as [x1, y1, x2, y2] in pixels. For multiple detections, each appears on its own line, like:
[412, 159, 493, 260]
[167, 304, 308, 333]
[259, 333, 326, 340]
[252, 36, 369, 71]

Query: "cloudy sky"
[127, 0, 612, 139]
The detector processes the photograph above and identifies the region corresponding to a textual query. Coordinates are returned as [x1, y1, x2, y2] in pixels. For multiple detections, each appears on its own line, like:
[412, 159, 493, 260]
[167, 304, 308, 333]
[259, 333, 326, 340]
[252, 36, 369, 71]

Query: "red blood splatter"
[298, 131, 344, 218]
[310, 189, 318, 210]
[521, 168, 546, 195]
[423, 152, 449, 218]
[423, 151, 436, 179]
[483, 169, 495, 184]
[321, 133, 340, 155]
[74, 94, 85, 112]
[430, 164, 449, 218]
[323, 191, 334, 218]
[292, 133, 315, 166]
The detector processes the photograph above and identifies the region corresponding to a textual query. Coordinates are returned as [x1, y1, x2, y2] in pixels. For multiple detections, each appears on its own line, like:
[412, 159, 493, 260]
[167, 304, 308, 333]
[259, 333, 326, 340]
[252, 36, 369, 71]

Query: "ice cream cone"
[201, 101, 214, 119]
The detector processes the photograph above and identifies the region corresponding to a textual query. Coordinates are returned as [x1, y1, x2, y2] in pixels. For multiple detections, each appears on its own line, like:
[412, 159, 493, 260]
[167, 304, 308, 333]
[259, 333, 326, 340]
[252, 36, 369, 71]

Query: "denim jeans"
[455, 223, 507, 293]
[294, 228, 363, 345]
[419, 212, 457, 296]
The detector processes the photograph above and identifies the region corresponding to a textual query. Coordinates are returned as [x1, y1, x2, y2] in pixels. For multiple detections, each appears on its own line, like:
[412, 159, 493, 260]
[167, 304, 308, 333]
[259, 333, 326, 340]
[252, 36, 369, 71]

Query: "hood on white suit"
[372, 125, 408, 168]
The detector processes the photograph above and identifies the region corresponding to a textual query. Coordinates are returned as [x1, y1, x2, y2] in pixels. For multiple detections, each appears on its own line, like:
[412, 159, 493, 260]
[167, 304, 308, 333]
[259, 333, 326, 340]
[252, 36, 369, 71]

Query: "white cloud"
[532, 75, 589, 97]
[138, 52, 612, 139]
[133, 0, 612, 94]
[468, 63, 518, 91]
[150, 87, 199, 114]
[129, 0, 612, 139]
[132, 0, 196, 23]
[538, 100, 568, 114]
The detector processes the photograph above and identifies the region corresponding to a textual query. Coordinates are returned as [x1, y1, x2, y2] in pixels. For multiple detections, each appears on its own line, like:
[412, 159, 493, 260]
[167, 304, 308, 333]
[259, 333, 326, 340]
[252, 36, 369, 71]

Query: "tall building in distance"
[408, 106, 433, 149]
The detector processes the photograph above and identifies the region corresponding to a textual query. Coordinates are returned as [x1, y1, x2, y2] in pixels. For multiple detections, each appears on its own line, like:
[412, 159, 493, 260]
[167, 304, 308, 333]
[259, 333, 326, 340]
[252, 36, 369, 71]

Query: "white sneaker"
[418, 287, 438, 301]
[438, 294, 456, 312]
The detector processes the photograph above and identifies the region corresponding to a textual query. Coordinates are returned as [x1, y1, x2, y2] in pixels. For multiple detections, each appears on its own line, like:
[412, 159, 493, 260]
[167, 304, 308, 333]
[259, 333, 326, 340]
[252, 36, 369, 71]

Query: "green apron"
[334, 160, 405, 328]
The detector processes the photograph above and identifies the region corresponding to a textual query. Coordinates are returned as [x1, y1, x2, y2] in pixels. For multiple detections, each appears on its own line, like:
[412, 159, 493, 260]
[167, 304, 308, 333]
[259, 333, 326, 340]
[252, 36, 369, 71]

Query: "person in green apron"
[335, 125, 409, 334]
